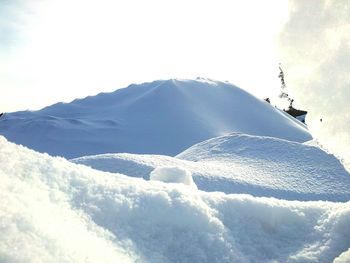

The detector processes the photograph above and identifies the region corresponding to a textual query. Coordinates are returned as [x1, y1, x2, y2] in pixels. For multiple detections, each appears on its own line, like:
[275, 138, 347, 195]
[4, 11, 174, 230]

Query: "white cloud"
[0, 0, 288, 112]
[278, 0, 350, 169]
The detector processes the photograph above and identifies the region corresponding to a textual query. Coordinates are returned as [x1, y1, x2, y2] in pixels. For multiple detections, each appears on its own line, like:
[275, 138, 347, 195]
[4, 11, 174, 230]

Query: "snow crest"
[73, 133, 350, 202]
[0, 79, 312, 158]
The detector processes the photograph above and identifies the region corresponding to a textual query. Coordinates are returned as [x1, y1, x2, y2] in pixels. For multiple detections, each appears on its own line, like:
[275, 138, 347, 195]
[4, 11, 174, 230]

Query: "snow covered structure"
[285, 105, 308, 123]
[278, 65, 308, 124]
[0, 78, 312, 158]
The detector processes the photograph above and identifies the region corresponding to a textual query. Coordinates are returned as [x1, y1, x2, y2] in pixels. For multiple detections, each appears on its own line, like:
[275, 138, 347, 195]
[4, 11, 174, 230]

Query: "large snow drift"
[1, 136, 350, 263]
[0, 78, 311, 158]
[73, 133, 350, 202]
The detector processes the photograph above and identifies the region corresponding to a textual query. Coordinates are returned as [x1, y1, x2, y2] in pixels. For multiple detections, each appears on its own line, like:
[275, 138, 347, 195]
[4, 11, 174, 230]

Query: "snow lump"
[150, 166, 197, 189]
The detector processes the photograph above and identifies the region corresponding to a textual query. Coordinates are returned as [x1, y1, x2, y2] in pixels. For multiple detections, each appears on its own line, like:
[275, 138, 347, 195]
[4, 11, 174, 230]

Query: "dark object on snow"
[285, 106, 307, 123]
[277, 65, 308, 124]
[0, 113, 3, 118]
[278, 64, 291, 101]
[264, 98, 271, 103]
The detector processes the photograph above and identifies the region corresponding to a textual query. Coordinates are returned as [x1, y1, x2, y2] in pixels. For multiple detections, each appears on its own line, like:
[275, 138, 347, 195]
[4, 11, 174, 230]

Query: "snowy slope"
[72, 133, 350, 202]
[1, 136, 350, 263]
[178, 133, 350, 201]
[0, 78, 312, 158]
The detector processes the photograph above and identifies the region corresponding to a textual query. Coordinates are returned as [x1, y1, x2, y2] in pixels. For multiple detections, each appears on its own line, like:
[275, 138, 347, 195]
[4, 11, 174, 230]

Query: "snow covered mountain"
[1, 136, 350, 263]
[0, 78, 312, 158]
[72, 133, 350, 202]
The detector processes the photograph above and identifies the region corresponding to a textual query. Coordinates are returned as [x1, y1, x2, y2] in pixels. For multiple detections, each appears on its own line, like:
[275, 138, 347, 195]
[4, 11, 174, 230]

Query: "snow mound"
[0, 78, 312, 158]
[150, 166, 197, 189]
[1, 136, 350, 263]
[73, 133, 350, 202]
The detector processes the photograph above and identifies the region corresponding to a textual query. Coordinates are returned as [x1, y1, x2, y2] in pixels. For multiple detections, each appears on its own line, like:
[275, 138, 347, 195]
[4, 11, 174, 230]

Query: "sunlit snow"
[73, 133, 350, 202]
[1, 79, 349, 262]
[150, 166, 198, 189]
[1, 136, 350, 263]
[0, 79, 311, 158]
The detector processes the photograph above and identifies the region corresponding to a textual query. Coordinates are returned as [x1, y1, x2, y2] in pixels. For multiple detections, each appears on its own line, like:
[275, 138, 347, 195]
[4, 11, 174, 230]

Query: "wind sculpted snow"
[0, 78, 312, 158]
[73, 133, 350, 202]
[1, 136, 350, 263]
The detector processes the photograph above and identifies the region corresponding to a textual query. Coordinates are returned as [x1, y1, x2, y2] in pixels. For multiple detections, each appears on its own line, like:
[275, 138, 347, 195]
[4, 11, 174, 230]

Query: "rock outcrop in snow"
[0, 78, 312, 158]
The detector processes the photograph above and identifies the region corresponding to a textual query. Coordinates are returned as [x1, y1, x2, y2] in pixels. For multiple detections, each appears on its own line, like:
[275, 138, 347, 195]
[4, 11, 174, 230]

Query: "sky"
[277, 0, 350, 169]
[0, 0, 349, 167]
[0, 0, 288, 113]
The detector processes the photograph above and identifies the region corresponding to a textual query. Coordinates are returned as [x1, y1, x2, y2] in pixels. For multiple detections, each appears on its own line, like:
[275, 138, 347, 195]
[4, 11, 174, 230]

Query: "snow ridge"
[0, 79, 311, 158]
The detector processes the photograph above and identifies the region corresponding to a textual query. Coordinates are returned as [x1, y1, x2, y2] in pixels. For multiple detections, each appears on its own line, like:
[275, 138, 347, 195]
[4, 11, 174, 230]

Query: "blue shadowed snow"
[0, 78, 311, 158]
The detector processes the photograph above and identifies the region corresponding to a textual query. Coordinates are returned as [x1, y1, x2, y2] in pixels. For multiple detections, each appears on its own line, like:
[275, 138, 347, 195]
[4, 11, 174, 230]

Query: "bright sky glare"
[1, 0, 350, 170]
[0, 0, 289, 112]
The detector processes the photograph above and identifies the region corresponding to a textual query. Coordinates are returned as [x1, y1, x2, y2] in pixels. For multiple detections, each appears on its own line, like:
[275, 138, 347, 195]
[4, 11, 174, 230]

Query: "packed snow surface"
[73, 133, 350, 202]
[1, 136, 350, 263]
[0, 78, 311, 158]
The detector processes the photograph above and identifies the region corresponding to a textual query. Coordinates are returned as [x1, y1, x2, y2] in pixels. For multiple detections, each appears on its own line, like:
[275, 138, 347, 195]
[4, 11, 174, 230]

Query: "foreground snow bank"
[1, 136, 350, 263]
[150, 166, 197, 189]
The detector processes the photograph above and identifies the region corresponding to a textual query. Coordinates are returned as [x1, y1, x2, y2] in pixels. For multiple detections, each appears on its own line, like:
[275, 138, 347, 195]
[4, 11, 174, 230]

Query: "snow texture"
[1, 136, 350, 263]
[0, 78, 312, 158]
[150, 166, 197, 189]
[1, 77, 348, 262]
[73, 133, 350, 202]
